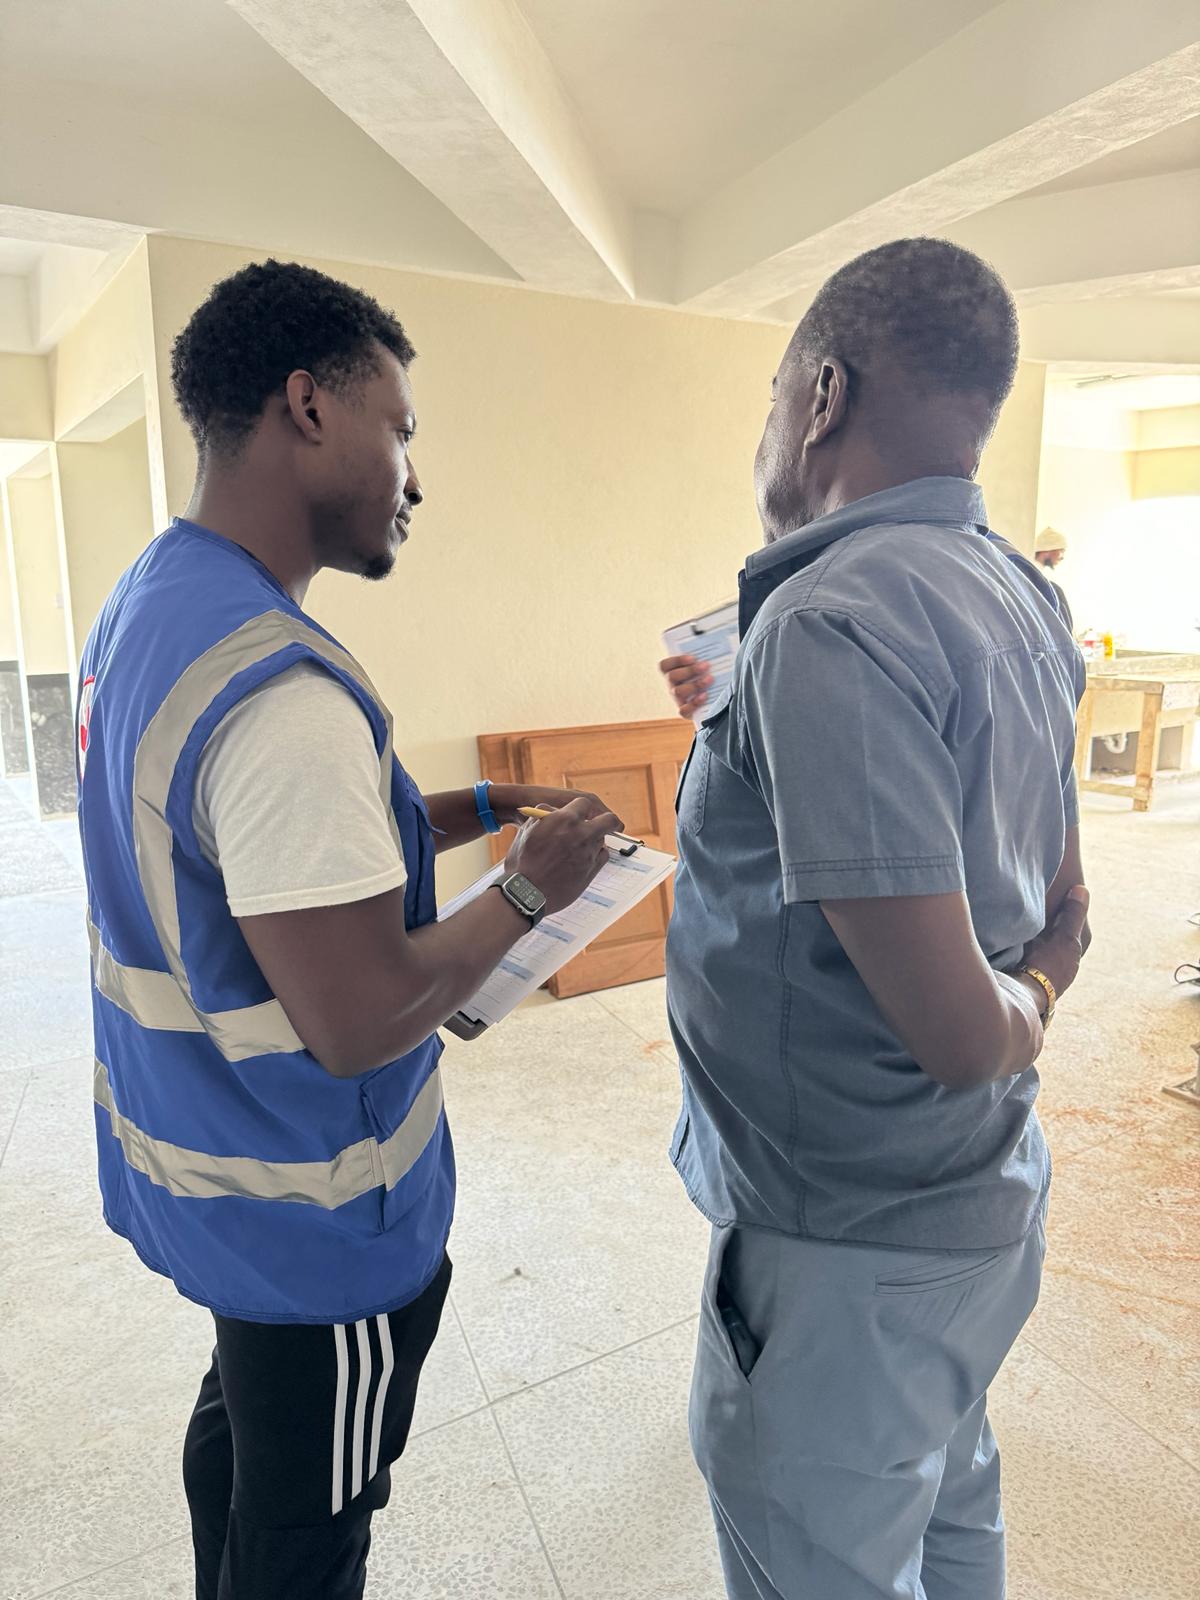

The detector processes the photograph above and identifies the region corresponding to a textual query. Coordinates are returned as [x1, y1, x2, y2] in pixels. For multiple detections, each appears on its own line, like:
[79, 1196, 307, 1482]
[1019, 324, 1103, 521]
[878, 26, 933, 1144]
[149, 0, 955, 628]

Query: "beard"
[361, 549, 396, 582]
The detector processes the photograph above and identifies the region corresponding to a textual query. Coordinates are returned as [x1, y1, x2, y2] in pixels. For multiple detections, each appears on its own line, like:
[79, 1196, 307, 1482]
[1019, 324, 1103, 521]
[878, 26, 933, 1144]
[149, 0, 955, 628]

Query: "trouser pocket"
[716, 1230, 763, 1378]
[874, 1250, 1003, 1296]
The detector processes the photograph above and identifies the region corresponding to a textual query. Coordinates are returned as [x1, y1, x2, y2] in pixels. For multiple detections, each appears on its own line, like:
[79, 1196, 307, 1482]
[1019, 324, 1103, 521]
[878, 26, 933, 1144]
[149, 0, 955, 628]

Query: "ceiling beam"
[1020, 297, 1200, 368]
[227, 0, 636, 300]
[676, 0, 1200, 317]
[940, 171, 1200, 305]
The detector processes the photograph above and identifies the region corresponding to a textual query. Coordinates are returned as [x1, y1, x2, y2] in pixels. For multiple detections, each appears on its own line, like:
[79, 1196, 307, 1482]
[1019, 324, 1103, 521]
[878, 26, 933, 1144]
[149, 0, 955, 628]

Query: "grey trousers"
[690, 1209, 1046, 1600]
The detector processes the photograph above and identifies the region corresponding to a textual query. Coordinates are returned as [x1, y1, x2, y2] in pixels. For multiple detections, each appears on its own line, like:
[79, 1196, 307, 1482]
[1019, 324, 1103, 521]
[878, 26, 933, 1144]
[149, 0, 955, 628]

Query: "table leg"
[1073, 686, 1095, 785]
[1134, 688, 1165, 812]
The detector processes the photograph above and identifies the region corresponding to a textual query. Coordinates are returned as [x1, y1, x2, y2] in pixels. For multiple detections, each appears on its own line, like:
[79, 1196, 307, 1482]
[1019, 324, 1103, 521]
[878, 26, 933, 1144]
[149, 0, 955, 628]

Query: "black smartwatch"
[494, 872, 548, 927]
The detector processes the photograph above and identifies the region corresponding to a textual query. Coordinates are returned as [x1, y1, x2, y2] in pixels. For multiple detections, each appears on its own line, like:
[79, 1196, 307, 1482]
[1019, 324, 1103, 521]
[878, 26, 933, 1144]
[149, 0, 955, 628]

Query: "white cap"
[1035, 526, 1067, 555]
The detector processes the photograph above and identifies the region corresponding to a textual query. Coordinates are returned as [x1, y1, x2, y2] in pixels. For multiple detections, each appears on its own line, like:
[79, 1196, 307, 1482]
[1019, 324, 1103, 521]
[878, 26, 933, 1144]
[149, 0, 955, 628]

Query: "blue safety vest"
[77, 519, 454, 1323]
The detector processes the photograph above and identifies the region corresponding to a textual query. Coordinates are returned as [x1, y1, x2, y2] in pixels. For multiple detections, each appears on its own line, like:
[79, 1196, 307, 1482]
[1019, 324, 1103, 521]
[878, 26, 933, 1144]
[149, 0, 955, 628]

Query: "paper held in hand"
[440, 840, 677, 1039]
[662, 599, 739, 726]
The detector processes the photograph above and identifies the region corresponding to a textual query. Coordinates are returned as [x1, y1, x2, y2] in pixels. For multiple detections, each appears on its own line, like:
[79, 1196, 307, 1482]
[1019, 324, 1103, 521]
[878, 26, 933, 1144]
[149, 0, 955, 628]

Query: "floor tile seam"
[407, 1395, 495, 1444]
[1021, 1330, 1200, 1477]
[410, 1307, 702, 1441]
[0, 1069, 33, 1170]
[484, 1404, 568, 1600]
[24, 1533, 191, 1599]
[448, 1290, 494, 1404]
[447, 1294, 567, 1598]
[483, 1310, 702, 1410]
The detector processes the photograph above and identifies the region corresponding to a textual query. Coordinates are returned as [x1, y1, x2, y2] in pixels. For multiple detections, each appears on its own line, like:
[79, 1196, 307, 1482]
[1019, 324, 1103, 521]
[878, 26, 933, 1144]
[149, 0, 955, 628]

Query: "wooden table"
[1074, 654, 1200, 811]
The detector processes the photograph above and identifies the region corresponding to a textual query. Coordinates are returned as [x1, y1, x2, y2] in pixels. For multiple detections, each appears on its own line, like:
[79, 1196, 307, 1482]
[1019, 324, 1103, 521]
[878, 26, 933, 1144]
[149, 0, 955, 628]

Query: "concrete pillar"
[3, 455, 77, 817]
[0, 495, 32, 778]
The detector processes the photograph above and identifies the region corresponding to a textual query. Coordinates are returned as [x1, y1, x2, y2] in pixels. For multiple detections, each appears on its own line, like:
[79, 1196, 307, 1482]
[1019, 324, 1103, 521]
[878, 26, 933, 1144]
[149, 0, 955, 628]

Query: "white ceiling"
[0, 0, 1197, 369]
[0, 239, 45, 274]
[0, 0, 513, 289]
[1049, 373, 1200, 412]
[0, 442, 47, 477]
[0, 238, 111, 353]
[517, 0, 999, 214]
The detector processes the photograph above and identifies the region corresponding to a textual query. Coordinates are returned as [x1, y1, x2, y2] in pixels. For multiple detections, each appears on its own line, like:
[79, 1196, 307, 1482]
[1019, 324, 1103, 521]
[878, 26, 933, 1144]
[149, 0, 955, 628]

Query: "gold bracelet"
[1019, 964, 1056, 1027]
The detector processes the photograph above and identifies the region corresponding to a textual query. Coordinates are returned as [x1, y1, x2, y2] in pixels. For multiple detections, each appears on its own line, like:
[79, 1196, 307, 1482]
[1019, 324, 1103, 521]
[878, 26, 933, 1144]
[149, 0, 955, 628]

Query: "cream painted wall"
[977, 361, 1045, 556]
[0, 353, 52, 440]
[146, 234, 785, 894]
[57, 419, 156, 658]
[144, 235, 1050, 894]
[1132, 447, 1200, 500]
[6, 467, 72, 676]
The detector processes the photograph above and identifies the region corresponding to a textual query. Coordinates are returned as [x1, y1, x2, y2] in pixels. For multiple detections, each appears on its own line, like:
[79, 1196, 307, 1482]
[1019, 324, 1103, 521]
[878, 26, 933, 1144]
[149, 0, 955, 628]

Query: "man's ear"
[284, 370, 322, 443]
[807, 358, 850, 448]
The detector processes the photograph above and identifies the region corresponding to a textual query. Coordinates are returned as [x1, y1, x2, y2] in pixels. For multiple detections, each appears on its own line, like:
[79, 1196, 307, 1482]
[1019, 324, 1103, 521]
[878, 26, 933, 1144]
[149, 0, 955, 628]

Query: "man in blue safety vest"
[77, 259, 622, 1599]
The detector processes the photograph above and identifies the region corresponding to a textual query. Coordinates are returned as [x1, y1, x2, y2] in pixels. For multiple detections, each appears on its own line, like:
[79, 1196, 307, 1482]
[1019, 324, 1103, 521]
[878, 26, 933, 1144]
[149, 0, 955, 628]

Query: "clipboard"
[662, 599, 739, 725]
[439, 837, 677, 1039]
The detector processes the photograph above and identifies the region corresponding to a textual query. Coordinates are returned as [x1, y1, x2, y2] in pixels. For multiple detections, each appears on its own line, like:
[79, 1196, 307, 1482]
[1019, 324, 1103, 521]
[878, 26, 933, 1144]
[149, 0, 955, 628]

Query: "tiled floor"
[1, 778, 1197, 1599]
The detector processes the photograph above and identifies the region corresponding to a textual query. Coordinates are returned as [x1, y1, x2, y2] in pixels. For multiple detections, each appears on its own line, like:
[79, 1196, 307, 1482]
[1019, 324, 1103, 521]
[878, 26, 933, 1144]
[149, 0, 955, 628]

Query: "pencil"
[517, 806, 644, 850]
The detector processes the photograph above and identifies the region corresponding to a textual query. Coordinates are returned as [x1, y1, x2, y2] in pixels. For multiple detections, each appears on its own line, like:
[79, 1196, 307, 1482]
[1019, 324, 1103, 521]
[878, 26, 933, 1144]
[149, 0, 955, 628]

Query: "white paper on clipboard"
[662, 599, 739, 726]
[440, 841, 676, 1038]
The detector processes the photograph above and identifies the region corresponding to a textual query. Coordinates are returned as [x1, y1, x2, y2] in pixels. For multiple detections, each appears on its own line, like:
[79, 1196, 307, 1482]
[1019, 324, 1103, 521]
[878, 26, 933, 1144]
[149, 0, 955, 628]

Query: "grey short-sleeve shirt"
[666, 478, 1085, 1250]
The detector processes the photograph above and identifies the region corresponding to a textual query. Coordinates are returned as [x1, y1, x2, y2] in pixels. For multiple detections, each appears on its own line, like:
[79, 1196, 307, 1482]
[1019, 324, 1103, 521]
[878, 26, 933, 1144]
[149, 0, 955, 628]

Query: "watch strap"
[1019, 964, 1056, 1026]
[474, 779, 502, 835]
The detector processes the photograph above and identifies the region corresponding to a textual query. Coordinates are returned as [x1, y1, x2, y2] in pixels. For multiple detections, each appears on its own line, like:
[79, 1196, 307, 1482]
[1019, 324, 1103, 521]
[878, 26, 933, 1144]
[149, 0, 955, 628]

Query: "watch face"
[508, 874, 546, 913]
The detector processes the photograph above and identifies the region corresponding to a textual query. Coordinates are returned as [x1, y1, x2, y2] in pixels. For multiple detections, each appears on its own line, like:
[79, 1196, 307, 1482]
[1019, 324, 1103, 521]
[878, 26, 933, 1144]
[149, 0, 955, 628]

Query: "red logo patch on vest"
[78, 675, 95, 779]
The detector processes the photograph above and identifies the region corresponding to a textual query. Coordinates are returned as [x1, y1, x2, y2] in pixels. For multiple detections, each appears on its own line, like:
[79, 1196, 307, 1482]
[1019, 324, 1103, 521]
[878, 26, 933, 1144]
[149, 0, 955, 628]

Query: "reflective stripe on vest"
[109, 610, 403, 1063]
[88, 913, 304, 1056]
[93, 1057, 444, 1207]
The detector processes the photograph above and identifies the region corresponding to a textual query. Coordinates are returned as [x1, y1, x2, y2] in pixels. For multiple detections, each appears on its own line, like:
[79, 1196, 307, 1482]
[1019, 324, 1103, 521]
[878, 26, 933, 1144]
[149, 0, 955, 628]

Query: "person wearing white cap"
[1034, 526, 1072, 630]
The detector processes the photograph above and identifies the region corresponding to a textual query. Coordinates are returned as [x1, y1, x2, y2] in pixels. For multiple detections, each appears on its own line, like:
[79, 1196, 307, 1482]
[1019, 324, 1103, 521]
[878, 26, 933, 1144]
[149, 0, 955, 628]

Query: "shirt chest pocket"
[676, 689, 734, 836]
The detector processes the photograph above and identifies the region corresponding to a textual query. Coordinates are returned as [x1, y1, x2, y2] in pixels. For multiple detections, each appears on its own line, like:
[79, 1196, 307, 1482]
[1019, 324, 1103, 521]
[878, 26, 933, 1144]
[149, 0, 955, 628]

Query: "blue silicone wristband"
[474, 779, 502, 835]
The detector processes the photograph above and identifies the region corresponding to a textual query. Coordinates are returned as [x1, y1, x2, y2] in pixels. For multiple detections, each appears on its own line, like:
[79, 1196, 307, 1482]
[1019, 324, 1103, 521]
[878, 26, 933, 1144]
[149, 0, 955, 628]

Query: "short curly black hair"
[793, 238, 1019, 419]
[170, 260, 416, 457]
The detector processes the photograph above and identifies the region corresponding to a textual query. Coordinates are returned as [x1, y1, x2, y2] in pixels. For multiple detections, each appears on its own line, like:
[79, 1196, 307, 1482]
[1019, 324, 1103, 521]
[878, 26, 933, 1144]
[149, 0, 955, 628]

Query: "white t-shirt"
[193, 662, 408, 917]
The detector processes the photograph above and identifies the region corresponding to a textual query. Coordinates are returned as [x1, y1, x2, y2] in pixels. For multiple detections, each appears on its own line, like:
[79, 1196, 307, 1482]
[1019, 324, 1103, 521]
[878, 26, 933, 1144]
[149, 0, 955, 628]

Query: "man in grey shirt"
[660, 239, 1090, 1599]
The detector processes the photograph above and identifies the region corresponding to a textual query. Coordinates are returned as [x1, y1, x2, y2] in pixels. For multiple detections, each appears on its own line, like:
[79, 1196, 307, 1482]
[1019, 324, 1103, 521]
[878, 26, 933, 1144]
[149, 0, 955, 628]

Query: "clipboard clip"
[686, 600, 739, 636]
[445, 1011, 489, 1041]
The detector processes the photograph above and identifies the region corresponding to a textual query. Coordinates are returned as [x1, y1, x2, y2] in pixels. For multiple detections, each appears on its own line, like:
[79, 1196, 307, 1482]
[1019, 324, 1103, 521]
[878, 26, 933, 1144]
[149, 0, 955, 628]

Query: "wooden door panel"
[550, 881, 676, 996]
[477, 717, 694, 997]
[545, 762, 659, 837]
